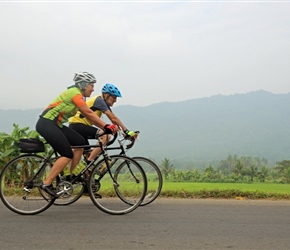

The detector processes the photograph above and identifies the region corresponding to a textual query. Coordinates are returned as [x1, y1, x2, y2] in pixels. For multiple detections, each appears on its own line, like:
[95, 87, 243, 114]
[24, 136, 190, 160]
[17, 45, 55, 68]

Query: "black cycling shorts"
[69, 123, 99, 144]
[36, 117, 87, 159]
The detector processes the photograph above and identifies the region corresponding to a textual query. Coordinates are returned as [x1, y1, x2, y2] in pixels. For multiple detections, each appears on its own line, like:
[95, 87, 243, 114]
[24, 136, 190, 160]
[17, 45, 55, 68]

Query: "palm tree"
[203, 165, 216, 180]
[245, 164, 258, 182]
[160, 158, 175, 180]
[257, 165, 269, 182]
[275, 160, 290, 183]
[232, 160, 244, 181]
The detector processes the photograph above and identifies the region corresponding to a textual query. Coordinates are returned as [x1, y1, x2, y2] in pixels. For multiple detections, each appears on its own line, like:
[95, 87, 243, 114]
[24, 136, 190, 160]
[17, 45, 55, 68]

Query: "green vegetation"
[158, 156, 290, 184]
[157, 156, 290, 200]
[1, 124, 290, 200]
[0, 124, 42, 170]
[159, 182, 290, 200]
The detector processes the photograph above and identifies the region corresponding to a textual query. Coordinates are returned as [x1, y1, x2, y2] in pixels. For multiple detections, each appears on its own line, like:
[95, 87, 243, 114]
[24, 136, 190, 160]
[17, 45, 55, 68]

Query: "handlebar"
[96, 130, 140, 150]
[106, 132, 118, 147]
[124, 131, 140, 149]
[72, 129, 140, 153]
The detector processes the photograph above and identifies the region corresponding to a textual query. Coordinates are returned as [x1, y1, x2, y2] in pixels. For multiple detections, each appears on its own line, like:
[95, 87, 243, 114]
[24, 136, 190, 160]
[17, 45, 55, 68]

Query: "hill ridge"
[1, 90, 290, 167]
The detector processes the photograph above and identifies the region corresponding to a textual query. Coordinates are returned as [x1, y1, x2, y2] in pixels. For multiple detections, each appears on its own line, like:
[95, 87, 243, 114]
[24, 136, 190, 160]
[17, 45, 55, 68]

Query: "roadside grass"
[159, 182, 290, 200]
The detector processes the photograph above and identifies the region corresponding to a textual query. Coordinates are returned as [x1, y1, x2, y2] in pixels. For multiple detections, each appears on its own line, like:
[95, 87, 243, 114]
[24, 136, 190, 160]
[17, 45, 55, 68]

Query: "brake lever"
[125, 131, 140, 149]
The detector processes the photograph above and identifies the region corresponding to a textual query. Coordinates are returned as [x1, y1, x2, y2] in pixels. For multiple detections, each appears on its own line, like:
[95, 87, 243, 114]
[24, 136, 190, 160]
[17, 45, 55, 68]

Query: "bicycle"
[53, 130, 163, 207]
[0, 133, 147, 215]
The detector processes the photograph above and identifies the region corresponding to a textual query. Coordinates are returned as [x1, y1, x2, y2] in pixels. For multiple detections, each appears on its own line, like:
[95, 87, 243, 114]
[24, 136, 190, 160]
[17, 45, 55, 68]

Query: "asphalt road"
[1, 198, 290, 250]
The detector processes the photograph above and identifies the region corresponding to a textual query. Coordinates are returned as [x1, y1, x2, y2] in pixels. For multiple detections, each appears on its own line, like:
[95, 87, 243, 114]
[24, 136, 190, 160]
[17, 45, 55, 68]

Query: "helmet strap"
[102, 93, 111, 109]
[80, 88, 87, 101]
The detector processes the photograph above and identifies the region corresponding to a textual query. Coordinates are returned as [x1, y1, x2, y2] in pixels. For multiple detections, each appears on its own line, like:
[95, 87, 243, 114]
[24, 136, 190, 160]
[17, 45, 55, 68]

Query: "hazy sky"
[1, 1, 289, 109]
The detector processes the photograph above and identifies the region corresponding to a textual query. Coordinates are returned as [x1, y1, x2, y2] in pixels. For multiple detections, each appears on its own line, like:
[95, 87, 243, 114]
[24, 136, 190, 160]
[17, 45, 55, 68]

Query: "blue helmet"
[102, 83, 122, 97]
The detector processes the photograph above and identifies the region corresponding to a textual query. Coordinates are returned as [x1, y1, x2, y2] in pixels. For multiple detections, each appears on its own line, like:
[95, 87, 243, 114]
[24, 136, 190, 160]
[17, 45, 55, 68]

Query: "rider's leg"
[87, 134, 111, 161]
[69, 148, 84, 173]
[36, 119, 76, 186]
[36, 120, 86, 196]
[43, 156, 71, 184]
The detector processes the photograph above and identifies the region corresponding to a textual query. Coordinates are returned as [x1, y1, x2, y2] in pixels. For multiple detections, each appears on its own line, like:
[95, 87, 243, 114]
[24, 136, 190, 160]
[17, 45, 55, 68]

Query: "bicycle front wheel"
[88, 155, 147, 215]
[131, 157, 163, 206]
[0, 154, 55, 215]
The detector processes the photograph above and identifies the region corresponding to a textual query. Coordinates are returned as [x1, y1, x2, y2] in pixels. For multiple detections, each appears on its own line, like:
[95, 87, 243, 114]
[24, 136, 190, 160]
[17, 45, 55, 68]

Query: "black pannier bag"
[18, 138, 45, 153]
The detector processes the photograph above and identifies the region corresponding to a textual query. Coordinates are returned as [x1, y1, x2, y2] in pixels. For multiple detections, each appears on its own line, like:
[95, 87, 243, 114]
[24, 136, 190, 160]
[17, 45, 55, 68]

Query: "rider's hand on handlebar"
[125, 130, 139, 149]
[124, 129, 138, 139]
[104, 124, 118, 134]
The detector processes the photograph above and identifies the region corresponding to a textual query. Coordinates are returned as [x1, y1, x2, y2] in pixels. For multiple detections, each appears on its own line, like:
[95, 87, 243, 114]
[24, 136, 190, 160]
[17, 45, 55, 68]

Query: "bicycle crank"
[56, 181, 74, 198]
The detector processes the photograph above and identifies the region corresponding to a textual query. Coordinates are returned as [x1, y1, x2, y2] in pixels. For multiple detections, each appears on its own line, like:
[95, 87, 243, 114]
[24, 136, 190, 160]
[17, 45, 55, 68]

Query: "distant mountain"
[1, 109, 41, 133]
[1, 90, 290, 167]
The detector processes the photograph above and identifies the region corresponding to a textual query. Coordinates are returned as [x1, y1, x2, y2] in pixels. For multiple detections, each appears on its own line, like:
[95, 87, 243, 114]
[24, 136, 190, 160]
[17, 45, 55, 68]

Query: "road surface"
[1, 198, 290, 249]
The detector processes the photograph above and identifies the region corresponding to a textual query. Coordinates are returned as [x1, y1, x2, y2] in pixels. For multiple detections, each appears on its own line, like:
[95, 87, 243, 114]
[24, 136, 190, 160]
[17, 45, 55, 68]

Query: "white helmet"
[73, 72, 96, 89]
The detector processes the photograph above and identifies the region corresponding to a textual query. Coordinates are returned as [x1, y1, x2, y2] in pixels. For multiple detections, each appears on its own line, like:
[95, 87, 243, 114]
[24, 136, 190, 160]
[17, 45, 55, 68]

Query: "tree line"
[159, 155, 290, 183]
[1, 124, 290, 184]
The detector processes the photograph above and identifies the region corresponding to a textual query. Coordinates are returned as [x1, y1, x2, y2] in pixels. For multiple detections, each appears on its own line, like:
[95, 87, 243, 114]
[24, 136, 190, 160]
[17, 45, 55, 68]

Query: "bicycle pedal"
[94, 193, 102, 199]
[23, 187, 31, 193]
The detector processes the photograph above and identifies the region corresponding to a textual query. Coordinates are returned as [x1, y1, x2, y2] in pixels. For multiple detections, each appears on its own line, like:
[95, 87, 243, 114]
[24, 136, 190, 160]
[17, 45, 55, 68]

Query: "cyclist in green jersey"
[68, 83, 137, 165]
[36, 72, 118, 197]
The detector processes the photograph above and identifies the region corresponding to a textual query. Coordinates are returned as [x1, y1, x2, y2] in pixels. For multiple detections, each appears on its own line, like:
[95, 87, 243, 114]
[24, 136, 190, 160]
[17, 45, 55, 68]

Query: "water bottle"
[98, 163, 107, 174]
[63, 163, 71, 176]
[73, 161, 85, 175]
[98, 160, 110, 175]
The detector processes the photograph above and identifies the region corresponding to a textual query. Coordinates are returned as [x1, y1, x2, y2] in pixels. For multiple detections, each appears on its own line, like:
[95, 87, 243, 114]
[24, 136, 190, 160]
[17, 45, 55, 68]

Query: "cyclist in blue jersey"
[68, 83, 137, 166]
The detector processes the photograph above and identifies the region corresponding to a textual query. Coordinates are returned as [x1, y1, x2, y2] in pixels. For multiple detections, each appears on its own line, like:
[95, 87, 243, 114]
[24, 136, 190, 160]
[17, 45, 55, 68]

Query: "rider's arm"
[104, 109, 127, 131]
[78, 104, 109, 130]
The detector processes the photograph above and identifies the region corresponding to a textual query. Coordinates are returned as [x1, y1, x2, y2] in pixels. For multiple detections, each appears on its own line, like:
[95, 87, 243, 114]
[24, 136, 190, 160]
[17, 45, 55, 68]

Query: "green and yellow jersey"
[41, 87, 86, 127]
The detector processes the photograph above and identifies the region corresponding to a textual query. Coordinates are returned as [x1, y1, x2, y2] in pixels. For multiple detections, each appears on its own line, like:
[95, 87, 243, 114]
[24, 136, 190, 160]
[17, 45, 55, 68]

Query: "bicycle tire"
[0, 154, 55, 215]
[131, 156, 163, 206]
[87, 155, 147, 215]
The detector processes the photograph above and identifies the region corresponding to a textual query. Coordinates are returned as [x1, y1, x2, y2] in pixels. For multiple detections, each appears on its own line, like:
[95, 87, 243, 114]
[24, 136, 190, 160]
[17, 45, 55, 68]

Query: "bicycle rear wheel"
[0, 154, 55, 215]
[88, 155, 147, 215]
[131, 157, 163, 206]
